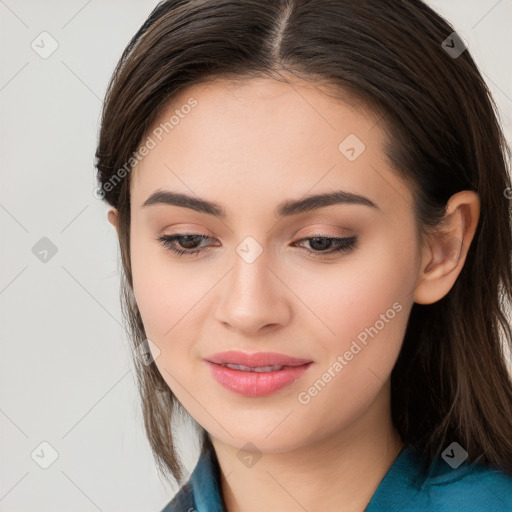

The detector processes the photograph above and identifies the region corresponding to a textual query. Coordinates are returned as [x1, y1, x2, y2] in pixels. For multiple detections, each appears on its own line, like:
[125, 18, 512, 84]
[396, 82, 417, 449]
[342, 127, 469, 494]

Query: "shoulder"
[425, 461, 512, 511]
[159, 481, 195, 512]
[159, 445, 225, 512]
[367, 445, 512, 512]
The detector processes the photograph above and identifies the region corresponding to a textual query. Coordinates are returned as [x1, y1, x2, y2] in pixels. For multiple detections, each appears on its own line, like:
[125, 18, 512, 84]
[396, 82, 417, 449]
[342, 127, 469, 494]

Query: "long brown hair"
[95, 0, 512, 485]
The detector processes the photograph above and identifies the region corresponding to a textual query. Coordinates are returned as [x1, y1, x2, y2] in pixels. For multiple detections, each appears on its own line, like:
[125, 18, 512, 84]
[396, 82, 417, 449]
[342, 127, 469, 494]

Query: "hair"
[94, 0, 512, 485]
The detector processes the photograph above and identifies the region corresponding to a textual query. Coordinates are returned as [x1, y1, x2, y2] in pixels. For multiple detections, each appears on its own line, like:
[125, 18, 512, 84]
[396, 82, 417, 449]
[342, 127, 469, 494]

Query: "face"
[126, 76, 423, 453]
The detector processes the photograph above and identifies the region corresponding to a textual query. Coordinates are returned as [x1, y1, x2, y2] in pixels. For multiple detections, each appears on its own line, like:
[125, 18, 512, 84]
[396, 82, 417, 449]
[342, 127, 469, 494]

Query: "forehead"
[130, 77, 412, 216]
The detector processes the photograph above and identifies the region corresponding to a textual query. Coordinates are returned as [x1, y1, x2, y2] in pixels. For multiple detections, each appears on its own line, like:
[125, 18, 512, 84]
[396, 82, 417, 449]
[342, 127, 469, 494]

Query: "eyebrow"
[142, 189, 379, 217]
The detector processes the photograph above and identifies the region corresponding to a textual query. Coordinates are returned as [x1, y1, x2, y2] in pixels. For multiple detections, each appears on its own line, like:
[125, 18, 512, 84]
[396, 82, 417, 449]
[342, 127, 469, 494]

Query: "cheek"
[291, 258, 411, 433]
[130, 236, 165, 336]
[130, 236, 229, 367]
[289, 237, 415, 400]
[130, 235, 201, 340]
[295, 241, 415, 346]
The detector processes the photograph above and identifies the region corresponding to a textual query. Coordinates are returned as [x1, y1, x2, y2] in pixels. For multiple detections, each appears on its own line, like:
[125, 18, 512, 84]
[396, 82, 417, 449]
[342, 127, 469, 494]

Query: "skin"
[108, 76, 480, 511]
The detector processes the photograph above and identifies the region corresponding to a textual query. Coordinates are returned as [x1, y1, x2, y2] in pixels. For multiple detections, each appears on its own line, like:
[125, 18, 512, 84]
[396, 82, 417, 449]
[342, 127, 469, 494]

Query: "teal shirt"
[161, 444, 512, 511]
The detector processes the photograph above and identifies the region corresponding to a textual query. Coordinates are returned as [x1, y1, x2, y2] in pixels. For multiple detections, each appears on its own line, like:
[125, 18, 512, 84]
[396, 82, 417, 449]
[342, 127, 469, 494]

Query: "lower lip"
[205, 361, 312, 397]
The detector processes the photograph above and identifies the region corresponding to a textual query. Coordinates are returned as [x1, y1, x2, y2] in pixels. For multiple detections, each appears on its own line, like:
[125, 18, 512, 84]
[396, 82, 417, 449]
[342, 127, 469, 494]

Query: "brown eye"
[156, 234, 358, 259]
[157, 234, 212, 257]
[294, 236, 357, 258]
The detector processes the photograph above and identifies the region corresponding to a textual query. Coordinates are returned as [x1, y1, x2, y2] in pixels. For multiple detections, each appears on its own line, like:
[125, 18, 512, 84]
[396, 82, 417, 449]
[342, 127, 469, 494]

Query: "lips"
[220, 363, 286, 372]
[205, 351, 313, 397]
[205, 351, 312, 368]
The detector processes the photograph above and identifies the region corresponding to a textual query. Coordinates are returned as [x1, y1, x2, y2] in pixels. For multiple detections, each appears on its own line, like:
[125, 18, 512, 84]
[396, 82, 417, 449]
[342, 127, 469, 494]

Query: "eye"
[157, 234, 358, 259]
[293, 236, 357, 259]
[157, 234, 214, 258]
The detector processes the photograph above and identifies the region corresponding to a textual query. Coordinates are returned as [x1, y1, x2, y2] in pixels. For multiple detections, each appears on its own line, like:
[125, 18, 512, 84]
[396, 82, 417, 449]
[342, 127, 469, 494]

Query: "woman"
[95, 0, 512, 510]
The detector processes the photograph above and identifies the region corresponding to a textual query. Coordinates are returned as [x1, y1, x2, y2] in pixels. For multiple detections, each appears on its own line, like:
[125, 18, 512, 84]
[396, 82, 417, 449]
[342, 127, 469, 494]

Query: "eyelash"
[156, 234, 357, 259]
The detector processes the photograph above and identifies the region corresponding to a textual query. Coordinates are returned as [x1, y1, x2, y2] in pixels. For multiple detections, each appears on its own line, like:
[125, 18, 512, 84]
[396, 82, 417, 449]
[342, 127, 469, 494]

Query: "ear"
[107, 207, 119, 234]
[413, 190, 480, 305]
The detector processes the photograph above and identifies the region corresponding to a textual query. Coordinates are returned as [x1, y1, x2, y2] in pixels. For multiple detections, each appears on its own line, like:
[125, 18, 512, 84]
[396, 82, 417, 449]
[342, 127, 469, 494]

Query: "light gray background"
[1, 1, 511, 510]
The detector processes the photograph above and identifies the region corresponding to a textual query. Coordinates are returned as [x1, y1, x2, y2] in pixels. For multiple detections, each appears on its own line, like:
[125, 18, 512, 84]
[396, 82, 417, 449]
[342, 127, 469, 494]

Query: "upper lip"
[205, 351, 313, 367]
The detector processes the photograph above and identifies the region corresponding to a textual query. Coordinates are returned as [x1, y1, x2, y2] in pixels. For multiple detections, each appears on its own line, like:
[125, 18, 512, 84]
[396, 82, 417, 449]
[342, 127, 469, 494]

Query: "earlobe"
[107, 207, 120, 234]
[413, 190, 480, 305]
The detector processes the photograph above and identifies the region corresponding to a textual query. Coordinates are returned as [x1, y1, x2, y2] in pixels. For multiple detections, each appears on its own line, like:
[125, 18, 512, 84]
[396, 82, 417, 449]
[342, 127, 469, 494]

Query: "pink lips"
[205, 351, 313, 397]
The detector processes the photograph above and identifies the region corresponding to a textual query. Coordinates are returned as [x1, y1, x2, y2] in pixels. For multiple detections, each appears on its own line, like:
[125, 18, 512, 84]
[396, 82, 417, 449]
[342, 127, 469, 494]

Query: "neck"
[210, 384, 404, 512]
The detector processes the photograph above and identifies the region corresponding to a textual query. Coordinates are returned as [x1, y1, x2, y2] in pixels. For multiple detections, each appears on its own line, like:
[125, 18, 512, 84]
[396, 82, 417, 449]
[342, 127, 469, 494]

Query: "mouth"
[204, 351, 313, 397]
[205, 350, 313, 368]
[217, 363, 297, 372]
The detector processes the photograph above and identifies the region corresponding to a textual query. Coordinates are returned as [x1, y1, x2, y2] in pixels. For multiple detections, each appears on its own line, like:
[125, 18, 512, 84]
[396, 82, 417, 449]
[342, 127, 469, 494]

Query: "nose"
[214, 250, 292, 336]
